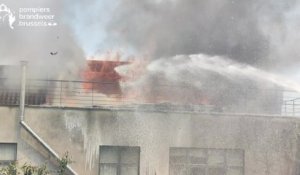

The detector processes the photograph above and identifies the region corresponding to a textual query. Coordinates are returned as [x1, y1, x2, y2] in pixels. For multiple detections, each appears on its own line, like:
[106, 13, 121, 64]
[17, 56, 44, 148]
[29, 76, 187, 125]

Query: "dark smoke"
[108, 0, 298, 67]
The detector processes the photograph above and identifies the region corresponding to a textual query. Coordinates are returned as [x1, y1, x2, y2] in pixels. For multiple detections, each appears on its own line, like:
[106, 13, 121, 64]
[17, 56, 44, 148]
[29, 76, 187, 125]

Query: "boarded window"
[170, 148, 244, 175]
[99, 146, 140, 175]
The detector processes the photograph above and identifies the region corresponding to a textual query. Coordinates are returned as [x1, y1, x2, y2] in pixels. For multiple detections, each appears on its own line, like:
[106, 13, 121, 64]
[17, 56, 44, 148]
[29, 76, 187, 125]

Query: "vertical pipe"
[19, 61, 27, 121]
[17, 64, 78, 175]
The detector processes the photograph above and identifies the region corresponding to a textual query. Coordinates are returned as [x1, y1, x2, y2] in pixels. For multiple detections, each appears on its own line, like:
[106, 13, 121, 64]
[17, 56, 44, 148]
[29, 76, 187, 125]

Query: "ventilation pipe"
[19, 61, 78, 175]
[19, 61, 27, 121]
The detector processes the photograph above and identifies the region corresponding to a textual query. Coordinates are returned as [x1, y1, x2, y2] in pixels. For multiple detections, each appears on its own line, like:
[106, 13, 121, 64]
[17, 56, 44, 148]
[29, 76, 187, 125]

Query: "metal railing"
[1, 78, 300, 116]
[282, 99, 300, 117]
[25, 79, 132, 107]
[0, 78, 144, 107]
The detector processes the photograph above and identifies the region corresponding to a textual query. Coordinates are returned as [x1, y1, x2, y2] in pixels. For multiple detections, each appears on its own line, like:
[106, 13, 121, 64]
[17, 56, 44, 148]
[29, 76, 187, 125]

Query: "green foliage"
[0, 162, 18, 175]
[0, 152, 72, 175]
[57, 152, 73, 175]
[36, 165, 48, 175]
[21, 163, 49, 175]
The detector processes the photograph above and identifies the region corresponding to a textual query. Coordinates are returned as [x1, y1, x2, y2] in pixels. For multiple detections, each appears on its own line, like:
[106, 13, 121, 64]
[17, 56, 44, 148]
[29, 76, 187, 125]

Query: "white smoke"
[143, 54, 300, 92]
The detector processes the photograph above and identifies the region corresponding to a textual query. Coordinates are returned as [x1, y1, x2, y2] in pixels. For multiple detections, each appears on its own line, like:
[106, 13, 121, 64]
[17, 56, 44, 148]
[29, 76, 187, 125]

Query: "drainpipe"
[18, 61, 78, 175]
[19, 61, 27, 121]
[20, 121, 78, 175]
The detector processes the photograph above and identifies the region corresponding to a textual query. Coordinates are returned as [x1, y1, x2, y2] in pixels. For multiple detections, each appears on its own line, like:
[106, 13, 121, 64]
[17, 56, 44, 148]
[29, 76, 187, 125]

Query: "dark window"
[170, 148, 244, 175]
[99, 146, 140, 175]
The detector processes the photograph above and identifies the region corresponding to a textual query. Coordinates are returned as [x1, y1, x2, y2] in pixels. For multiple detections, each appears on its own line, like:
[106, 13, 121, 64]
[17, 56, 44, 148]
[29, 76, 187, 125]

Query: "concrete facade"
[0, 106, 300, 175]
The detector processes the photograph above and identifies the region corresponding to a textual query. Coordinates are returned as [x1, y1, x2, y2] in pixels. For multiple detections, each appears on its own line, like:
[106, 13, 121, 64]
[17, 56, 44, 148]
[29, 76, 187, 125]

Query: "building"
[1, 62, 300, 175]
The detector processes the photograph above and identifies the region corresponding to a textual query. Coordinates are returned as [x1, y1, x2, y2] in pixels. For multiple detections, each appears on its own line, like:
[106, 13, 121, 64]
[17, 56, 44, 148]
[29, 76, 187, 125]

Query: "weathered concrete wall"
[0, 107, 17, 142]
[0, 106, 300, 175]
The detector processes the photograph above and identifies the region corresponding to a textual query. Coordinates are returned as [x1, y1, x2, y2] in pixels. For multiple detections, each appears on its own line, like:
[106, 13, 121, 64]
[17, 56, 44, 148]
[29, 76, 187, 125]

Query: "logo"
[0, 4, 16, 29]
[0, 4, 58, 30]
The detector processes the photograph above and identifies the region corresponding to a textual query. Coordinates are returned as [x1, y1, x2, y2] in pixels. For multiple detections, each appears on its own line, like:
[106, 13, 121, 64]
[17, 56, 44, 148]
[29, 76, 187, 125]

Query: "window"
[99, 146, 140, 175]
[0, 143, 17, 167]
[169, 148, 244, 175]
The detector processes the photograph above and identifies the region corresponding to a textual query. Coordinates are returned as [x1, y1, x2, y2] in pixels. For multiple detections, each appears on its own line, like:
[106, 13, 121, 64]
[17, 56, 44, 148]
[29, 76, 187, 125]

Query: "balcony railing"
[0, 78, 300, 116]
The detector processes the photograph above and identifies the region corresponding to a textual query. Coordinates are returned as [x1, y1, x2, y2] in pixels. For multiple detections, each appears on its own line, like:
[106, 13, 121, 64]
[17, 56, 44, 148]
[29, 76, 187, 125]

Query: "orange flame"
[81, 60, 129, 96]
